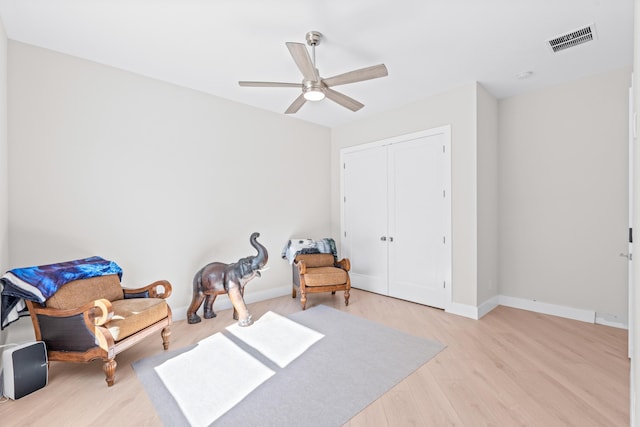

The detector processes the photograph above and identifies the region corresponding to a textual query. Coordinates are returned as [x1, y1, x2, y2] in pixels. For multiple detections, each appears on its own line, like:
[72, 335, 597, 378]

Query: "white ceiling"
[0, 0, 633, 128]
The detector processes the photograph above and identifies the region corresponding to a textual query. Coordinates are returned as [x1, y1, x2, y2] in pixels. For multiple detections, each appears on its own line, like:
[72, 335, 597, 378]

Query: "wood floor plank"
[406, 367, 466, 425]
[0, 289, 629, 426]
[346, 397, 389, 427]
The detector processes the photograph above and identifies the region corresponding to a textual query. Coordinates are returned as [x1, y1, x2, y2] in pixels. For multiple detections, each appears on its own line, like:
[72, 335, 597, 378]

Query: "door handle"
[380, 236, 387, 241]
[620, 252, 633, 260]
[389, 237, 394, 242]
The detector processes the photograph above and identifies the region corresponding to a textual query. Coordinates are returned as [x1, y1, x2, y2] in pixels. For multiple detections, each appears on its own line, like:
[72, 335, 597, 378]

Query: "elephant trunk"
[249, 232, 268, 273]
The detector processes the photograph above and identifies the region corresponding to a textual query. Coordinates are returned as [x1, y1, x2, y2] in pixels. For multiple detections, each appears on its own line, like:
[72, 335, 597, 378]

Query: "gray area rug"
[133, 305, 445, 426]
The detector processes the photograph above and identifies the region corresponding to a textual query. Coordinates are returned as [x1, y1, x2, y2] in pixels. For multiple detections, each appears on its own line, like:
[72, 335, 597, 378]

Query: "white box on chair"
[2, 341, 48, 399]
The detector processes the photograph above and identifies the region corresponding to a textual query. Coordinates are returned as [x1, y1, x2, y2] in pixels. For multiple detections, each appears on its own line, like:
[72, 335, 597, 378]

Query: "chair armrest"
[123, 280, 173, 299]
[28, 298, 114, 325]
[295, 260, 307, 275]
[335, 258, 351, 271]
[26, 298, 115, 352]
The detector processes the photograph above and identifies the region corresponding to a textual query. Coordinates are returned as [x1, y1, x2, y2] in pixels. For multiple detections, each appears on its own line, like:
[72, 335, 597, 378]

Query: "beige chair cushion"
[108, 298, 168, 341]
[295, 253, 335, 268]
[303, 267, 348, 287]
[46, 274, 124, 309]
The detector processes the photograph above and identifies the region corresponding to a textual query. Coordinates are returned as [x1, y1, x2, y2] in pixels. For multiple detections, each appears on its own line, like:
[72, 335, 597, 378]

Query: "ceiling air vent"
[547, 23, 597, 53]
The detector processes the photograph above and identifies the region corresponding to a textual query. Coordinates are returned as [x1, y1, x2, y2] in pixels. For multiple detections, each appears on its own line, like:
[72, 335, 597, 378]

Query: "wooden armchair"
[292, 253, 351, 310]
[25, 274, 172, 386]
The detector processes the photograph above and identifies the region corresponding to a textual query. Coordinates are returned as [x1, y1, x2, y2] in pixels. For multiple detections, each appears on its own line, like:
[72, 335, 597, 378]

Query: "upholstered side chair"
[292, 253, 351, 310]
[25, 274, 172, 386]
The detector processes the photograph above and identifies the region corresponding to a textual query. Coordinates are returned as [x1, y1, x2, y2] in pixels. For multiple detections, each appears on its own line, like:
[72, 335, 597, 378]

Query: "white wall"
[476, 84, 499, 306]
[331, 83, 482, 308]
[0, 19, 7, 273]
[499, 68, 631, 323]
[7, 41, 332, 317]
[0, 18, 8, 346]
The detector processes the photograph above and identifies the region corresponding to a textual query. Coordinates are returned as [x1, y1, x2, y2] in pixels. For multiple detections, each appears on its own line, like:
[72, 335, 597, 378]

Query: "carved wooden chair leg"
[300, 288, 307, 310]
[292, 284, 297, 298]
[344, 289, 350, 306]
[161, 327, 171, 350]
[104, 358, 117, 387]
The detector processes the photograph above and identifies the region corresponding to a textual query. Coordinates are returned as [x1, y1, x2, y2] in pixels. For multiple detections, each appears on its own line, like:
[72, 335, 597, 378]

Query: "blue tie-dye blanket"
[0, 256, 123, 329]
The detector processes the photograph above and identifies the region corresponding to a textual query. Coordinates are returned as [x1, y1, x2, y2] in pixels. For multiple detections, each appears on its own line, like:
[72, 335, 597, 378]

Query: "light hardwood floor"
[0, 288, 629, 426]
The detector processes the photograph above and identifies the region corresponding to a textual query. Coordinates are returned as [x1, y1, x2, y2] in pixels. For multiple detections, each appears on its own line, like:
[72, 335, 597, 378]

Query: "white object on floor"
[154, 333, 274, 427]
[226, 310, 324, 368]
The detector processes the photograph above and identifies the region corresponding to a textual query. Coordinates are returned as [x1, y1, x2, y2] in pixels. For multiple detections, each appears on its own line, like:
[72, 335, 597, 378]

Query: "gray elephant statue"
[187, 232, 268, 326]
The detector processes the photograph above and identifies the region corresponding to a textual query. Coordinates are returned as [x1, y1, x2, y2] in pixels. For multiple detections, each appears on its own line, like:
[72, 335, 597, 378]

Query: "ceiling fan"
[238, 31, 388, 114]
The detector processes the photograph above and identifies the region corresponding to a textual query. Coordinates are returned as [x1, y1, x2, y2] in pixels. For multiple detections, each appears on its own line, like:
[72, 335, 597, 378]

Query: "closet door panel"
[343, 146, 388, 294]
[388, 134, 448, 308]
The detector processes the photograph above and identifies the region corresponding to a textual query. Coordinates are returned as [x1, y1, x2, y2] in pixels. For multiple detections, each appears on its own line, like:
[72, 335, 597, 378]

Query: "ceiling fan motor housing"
[306, 31, 322, 46]
[303, 80, 325, 101]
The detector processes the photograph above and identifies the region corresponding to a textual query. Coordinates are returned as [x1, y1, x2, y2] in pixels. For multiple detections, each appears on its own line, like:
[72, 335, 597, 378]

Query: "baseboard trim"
[483, 296, 628, 328]
[447, 295, 602, 325]
[594, 313, 628, 329]
[446, 302, 480, 320]
[497, 295, 596, 324]
[172, 285, 291, 321]
[478, 296, 501, 319]
[446, 296, 502, 320]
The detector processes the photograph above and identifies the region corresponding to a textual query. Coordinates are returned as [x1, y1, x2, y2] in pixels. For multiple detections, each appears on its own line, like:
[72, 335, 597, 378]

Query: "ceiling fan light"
[303, 88, 325, 101]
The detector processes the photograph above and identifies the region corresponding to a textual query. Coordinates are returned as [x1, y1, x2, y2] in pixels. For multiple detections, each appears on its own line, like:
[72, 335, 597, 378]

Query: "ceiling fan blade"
[322, 64, 388, 87]
[285, 94, 307, 114]
[286, 42, 320, 82]
[239, 81, 302, 88]
[324, 88, 364, 112]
